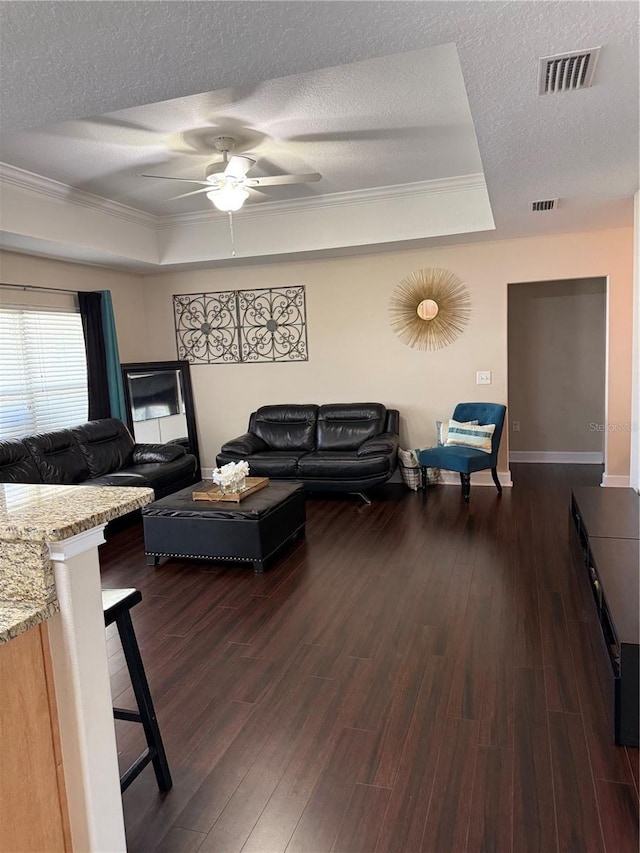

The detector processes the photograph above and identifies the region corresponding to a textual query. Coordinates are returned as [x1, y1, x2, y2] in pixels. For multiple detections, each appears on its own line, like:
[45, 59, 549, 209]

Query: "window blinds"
[0, 307, 88, 439]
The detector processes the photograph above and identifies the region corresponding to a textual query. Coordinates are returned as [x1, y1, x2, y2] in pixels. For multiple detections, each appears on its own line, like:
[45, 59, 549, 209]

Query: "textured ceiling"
[0, 0, 638, 263]
[0, 44, 483, 215]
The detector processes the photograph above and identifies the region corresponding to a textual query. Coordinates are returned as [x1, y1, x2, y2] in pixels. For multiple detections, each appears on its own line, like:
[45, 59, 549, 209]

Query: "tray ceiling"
[0, 1, 637, 270]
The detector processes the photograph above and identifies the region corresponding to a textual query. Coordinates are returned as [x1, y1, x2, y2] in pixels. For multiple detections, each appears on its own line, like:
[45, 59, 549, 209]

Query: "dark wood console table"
[570, 486, 639, 747]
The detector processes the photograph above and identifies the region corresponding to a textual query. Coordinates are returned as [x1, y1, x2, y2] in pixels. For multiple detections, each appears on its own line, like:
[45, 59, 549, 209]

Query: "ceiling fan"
[140, 136, 321, 212]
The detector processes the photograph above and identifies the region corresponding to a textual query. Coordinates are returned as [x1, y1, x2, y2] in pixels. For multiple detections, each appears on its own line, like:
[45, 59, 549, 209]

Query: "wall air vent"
[537, 47, 601, 94]
[531, 199, 558, 212]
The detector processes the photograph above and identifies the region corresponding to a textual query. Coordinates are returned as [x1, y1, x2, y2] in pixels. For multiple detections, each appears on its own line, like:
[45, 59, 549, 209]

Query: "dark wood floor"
[100, 464, 639, 853]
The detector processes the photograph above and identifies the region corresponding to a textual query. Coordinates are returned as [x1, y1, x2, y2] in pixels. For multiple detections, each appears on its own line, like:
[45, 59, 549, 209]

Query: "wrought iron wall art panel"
[173, 286, 308, 365]
[238, 287, 308, 362]
[174, 291, 240, 364]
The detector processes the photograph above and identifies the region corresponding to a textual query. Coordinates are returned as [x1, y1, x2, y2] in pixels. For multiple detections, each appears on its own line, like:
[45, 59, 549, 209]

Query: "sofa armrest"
[132, 443, 187, 464]
[220, 432, 269, 456]
[357, 432, 399, 457]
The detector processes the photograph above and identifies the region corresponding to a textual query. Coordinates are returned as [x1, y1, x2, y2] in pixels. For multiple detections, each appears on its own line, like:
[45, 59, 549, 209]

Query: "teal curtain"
[98, 290, 127, 422]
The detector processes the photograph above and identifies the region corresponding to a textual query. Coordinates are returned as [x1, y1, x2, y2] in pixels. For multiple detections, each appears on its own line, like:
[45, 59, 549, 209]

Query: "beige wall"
[508, 279, 606, 454]
[0, 251, 147, 362]
[1, 230, 632, 480]
[140, 228, 634, 477]
[631, 191, 639, 491]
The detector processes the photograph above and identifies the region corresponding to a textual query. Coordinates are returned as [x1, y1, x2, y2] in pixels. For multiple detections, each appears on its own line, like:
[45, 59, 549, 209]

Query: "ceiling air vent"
[531, 199, 558, 212]
[537, 47, 601, 94]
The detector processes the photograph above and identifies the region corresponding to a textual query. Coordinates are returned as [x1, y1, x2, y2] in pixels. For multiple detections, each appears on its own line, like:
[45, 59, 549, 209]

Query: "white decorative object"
[212, 460, 250, 493]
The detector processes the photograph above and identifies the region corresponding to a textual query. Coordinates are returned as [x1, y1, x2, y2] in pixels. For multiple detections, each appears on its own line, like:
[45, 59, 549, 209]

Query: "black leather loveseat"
[217, 403, 399, 492]
[0, 418, 197, 499]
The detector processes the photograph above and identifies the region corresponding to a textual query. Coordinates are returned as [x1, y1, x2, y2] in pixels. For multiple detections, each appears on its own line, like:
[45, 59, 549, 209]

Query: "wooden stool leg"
[116, 610, 172, 792]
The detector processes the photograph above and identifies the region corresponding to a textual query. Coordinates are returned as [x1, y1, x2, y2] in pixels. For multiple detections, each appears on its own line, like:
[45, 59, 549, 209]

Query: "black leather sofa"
[217, 403, 399, 492]
[0, 418, 197, 499]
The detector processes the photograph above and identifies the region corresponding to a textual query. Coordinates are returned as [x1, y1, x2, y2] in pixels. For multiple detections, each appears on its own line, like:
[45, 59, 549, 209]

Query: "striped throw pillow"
[445, 420, 495, 453]
[436, 418, 478, 446]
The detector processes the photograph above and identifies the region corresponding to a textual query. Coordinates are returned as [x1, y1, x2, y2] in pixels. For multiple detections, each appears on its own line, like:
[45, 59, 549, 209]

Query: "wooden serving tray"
[192, 477, 270, 502]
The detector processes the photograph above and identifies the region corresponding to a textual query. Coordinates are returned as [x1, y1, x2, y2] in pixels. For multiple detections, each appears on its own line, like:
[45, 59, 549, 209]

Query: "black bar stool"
[102, 588, 172, 793]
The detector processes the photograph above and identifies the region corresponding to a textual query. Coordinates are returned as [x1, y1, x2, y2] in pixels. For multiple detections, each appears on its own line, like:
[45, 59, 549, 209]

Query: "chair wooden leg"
[421, 466, 428, 492]
[491, 467, 502, 494]
[460, 473, 471, 502]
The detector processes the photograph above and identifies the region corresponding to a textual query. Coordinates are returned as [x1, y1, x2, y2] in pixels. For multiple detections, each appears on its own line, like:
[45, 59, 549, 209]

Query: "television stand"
[570, 487, 639, 747]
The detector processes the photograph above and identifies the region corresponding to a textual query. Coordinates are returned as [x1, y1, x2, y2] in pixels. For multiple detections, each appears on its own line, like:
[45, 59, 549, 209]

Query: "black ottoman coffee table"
[142, 481, 305, 573]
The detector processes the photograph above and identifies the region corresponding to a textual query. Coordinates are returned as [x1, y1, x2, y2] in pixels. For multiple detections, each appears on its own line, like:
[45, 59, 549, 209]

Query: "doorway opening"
[507, 277, 607, 482]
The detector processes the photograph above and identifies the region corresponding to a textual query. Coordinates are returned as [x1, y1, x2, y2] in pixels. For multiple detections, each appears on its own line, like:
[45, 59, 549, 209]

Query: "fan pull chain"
[228, 212, 236, 257]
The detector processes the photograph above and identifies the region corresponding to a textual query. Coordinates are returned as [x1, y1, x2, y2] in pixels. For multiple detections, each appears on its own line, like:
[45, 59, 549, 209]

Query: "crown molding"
[0, 162, 486, 234]
[0, 162, 157, 229]
[152, 173, 487, 230]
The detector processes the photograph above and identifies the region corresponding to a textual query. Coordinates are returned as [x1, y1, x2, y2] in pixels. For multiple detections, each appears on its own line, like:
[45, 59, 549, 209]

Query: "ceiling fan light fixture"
[206, 184, 249, 212]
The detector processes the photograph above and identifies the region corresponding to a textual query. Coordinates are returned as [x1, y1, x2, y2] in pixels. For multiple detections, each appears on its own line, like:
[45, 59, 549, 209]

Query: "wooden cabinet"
[0, 624, 71, 852]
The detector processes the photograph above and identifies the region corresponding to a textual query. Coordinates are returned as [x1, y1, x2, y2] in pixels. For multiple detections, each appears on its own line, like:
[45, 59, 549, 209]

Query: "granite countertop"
[0, 483, 154, 644]
[0, 599, 60, 644]
[0, 483, 153, 541]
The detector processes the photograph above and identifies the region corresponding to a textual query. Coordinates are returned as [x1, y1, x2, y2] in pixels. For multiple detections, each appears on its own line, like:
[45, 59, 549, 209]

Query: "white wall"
[140, 228, 635, 478]
[508, 279, 606, 456]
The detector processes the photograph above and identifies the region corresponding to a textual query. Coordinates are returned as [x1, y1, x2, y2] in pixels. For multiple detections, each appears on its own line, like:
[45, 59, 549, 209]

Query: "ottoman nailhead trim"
[146, 552, 260, 561]
[144, 522, 305, 565]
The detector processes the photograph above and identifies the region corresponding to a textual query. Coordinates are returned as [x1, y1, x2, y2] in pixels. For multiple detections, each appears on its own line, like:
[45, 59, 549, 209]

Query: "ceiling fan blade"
[138, 174, 211, 185]
[224, 156, 255, 179]
[168, 187, 215, 201]
[287, 127, 428, 143]
[245, 173, 321, 187]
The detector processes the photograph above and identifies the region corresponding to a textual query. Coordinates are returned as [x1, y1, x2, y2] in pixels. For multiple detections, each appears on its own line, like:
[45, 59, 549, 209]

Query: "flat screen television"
[129, 370, 181, 422]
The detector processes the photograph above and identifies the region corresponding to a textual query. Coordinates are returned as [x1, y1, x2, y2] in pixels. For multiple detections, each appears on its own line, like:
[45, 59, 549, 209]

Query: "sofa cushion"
[132, 443, 186, 464]
[316, 404, 386, 452]
[251, 405, 318, 452]
[80, 454, 196, 498]
[82, 472, 152, 488]
[23, 428, 90, 484]
[118, 455, 198, 494]
[297, 450, 391, 479]
[222, 451, 303, 479]
[0, 439, 43, 483]
[71, 418, 134, 477]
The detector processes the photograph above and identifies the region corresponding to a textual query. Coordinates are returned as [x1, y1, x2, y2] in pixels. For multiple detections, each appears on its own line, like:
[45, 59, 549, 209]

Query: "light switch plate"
[476, 370, 492, 385]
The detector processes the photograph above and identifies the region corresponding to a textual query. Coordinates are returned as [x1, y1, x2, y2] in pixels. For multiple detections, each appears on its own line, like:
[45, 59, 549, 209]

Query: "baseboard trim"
[509, 451, 604, 464]
[202, 467, 214, 480]
[600, 473, 631, 488]
[439, 470, 513, 488]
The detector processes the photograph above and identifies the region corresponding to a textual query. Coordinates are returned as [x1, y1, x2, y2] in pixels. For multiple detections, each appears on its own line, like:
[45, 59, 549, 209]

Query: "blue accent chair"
[417, 402, 507, 502]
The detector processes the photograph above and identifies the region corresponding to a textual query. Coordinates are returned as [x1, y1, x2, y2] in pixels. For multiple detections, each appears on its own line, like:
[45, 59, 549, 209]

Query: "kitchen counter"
[0, 481, 155, 851]
[0, 483, 153, 644]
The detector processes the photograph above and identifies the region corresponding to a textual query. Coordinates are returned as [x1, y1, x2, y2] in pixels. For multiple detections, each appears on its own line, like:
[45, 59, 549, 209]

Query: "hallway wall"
[508, 278, 606, 459]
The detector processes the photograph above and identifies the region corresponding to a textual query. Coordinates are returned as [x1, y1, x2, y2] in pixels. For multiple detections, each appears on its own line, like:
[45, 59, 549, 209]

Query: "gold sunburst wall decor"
[389, 268, 471, 350]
